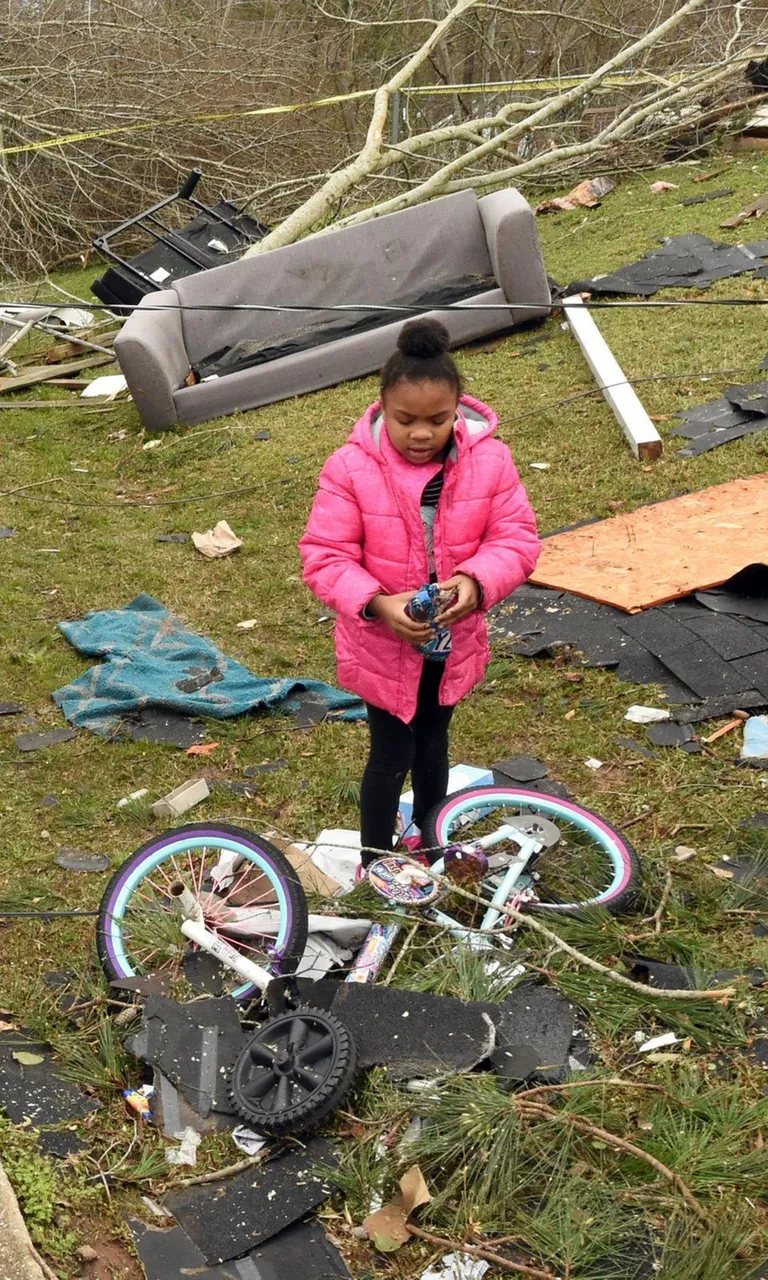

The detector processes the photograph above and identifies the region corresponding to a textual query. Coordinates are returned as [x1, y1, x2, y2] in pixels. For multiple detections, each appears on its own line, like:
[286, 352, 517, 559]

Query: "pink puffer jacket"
[300, 395, 540, 723]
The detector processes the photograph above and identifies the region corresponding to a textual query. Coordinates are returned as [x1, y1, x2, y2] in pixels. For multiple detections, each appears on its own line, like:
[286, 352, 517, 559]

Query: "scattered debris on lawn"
[741, 715, 768, 764]
[52, 593, 364, 737]
[164, 1138, 338, 1264]
[0, 1029, 99, 1126]
[564, 233, 768, 296]
[151, 776, 210, 819]
[80, 373, 128, 400]
[680, 188, 734, 206]
[128, 996, 246, 1120]
[650, 180, 679, 193]
[721, 191, 768, 228]
[528, 476, 768, 611]
[536, 175, 614, 214]
[191, 520, 243, 559]
[491, 568, 768, 719]
[636, 1030, 679, 1053]
[91, 168, 268, 312]
[53, 848, 111, 873]
[116, 787, 149, 808]
[329, 985, 495, 1079]
[488, 985, 575, 1084]
[14, 727, 77, 752]
[672, 381, 768, 456]
[562, 296, 663, 461]
[128, 1216, 352, 1280]
[363, 1163, 431, 1250]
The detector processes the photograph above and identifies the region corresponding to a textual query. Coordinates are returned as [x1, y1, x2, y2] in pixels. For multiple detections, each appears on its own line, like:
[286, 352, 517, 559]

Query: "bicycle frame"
[429, 822, 544, 946]
[165, 821, 542, 990]
[169, 881, 274, 993]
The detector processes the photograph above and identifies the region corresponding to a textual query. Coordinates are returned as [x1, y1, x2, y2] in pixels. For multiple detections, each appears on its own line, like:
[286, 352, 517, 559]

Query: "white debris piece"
[584, 757, 603, 770]
[636, 1031, 679, 1054]
[231, 1126, 267, 1156]
[421, 1254, 490, 1280]
[311, 828, 363, 891]
[625, 705, 670, 724]
[166, 1127, 201, 1166]
[192, 520, 243, 559]
[117, 788, 149, 809]
[152, 777, 210, 819]
[81, 374, 128, 399]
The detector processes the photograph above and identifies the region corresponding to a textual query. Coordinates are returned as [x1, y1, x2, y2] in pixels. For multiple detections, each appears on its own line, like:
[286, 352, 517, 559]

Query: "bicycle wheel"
[97, 822, 308, 1002]
[421, 786, 640, 915]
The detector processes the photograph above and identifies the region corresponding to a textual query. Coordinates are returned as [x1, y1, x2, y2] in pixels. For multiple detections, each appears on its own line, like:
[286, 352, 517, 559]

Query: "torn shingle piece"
[163, 1139, 339, 1264]
[330, 984, 495, 1078]
[657, 640, 751, 700]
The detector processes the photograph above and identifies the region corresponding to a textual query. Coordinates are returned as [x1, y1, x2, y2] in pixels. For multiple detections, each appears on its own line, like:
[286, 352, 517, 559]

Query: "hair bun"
[397, 318, 450, 360]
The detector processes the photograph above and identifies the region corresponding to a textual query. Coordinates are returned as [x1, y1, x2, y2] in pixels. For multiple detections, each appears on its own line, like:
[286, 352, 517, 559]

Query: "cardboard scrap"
[363, 1164, 431, 1251]
[263, 828, 341, 897]
[529, 475, 768, 612]
[191, 520, 243, 559]
[536, 176, 614, 214]
[721, 191, 768, 228]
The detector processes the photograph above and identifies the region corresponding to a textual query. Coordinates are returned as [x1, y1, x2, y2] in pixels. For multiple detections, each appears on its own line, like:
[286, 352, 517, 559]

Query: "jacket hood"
[348, 394, 498, 462]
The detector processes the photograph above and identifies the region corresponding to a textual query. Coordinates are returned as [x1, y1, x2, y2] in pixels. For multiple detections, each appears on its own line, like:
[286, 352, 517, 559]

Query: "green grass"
[2, 151, 768, 1274]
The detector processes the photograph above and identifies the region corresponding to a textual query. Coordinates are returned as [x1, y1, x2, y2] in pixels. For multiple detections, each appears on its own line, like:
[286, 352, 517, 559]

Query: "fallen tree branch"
[516, 1099, 708, 1224]
[406, 1224, 555, 1279]
[244, 0, 481, 255]
[334, 0, 712, 229]
[381, 852, 736, 1003]
[178, 1151, 267, 1187]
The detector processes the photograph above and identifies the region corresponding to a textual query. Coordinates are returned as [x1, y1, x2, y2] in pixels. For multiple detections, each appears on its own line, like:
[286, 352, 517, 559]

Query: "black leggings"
[360, 661, 454, 865]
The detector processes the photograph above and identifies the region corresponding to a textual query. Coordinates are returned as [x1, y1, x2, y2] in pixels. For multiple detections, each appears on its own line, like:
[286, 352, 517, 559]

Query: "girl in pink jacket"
[300, 319, 540, 865]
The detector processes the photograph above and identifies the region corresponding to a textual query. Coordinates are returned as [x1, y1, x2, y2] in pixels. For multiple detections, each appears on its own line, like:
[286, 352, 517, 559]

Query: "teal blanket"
[53, 594, 364, 735]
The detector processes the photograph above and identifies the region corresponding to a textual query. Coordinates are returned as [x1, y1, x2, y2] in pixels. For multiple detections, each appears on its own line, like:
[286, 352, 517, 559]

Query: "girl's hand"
[368, 592, 433, 644]
[435, 573, 480, 624]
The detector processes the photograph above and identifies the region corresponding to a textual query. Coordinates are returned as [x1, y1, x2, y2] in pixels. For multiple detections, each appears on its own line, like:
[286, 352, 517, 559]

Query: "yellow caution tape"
[0, 70, 683, 159]
[0, 89, 375, 158]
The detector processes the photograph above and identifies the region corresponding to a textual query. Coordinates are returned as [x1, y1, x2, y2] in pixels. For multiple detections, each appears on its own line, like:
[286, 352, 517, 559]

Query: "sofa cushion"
[174, 189, 492, 364]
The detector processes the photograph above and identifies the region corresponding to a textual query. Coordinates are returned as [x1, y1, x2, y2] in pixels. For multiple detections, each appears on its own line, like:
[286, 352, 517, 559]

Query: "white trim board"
[563, 295, 663, 461]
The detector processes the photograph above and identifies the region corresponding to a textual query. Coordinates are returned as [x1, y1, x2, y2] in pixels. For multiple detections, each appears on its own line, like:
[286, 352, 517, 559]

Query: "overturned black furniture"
[91, 169, 268, 313]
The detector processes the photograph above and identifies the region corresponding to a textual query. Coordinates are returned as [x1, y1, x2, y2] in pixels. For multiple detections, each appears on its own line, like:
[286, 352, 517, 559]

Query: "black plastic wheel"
[229, 1006, 358, 1137]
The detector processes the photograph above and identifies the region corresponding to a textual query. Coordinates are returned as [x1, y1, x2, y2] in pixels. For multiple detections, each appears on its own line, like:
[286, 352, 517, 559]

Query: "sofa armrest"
[477, 189, 551, 325]
[113, 289, 188, 431]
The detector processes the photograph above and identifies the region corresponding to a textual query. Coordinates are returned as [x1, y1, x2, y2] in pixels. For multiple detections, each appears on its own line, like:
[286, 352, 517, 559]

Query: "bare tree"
[244, 0, 763, 255]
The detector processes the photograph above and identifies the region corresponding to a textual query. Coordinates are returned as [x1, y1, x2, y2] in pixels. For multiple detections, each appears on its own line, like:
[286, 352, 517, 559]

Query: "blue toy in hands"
[405, 583, 457, 661]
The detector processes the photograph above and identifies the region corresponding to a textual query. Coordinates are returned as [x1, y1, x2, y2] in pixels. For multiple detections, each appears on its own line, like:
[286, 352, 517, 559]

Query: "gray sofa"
[114, 187, 550, 431]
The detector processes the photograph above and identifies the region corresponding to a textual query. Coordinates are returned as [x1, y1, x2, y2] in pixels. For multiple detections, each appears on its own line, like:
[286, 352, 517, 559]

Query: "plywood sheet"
[529, 475, 768, 613]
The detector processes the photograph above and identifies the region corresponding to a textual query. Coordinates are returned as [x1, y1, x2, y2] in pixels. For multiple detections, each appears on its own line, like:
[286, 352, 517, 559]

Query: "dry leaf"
[191, 520, 243, 559]
[565, 710, 576, 721]
[363, 1202, 410, 1250]
[709, 865, 734, 880]
[236, 619, 258, 631]
[0, 1020, 17, 1032]
[362, 1164, 431, 1252]
[650, 181, 679, 193]
[186, 743, 220, 757]
[399, 1164, 431, 1214]
[12, 1051, 44, 1066]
